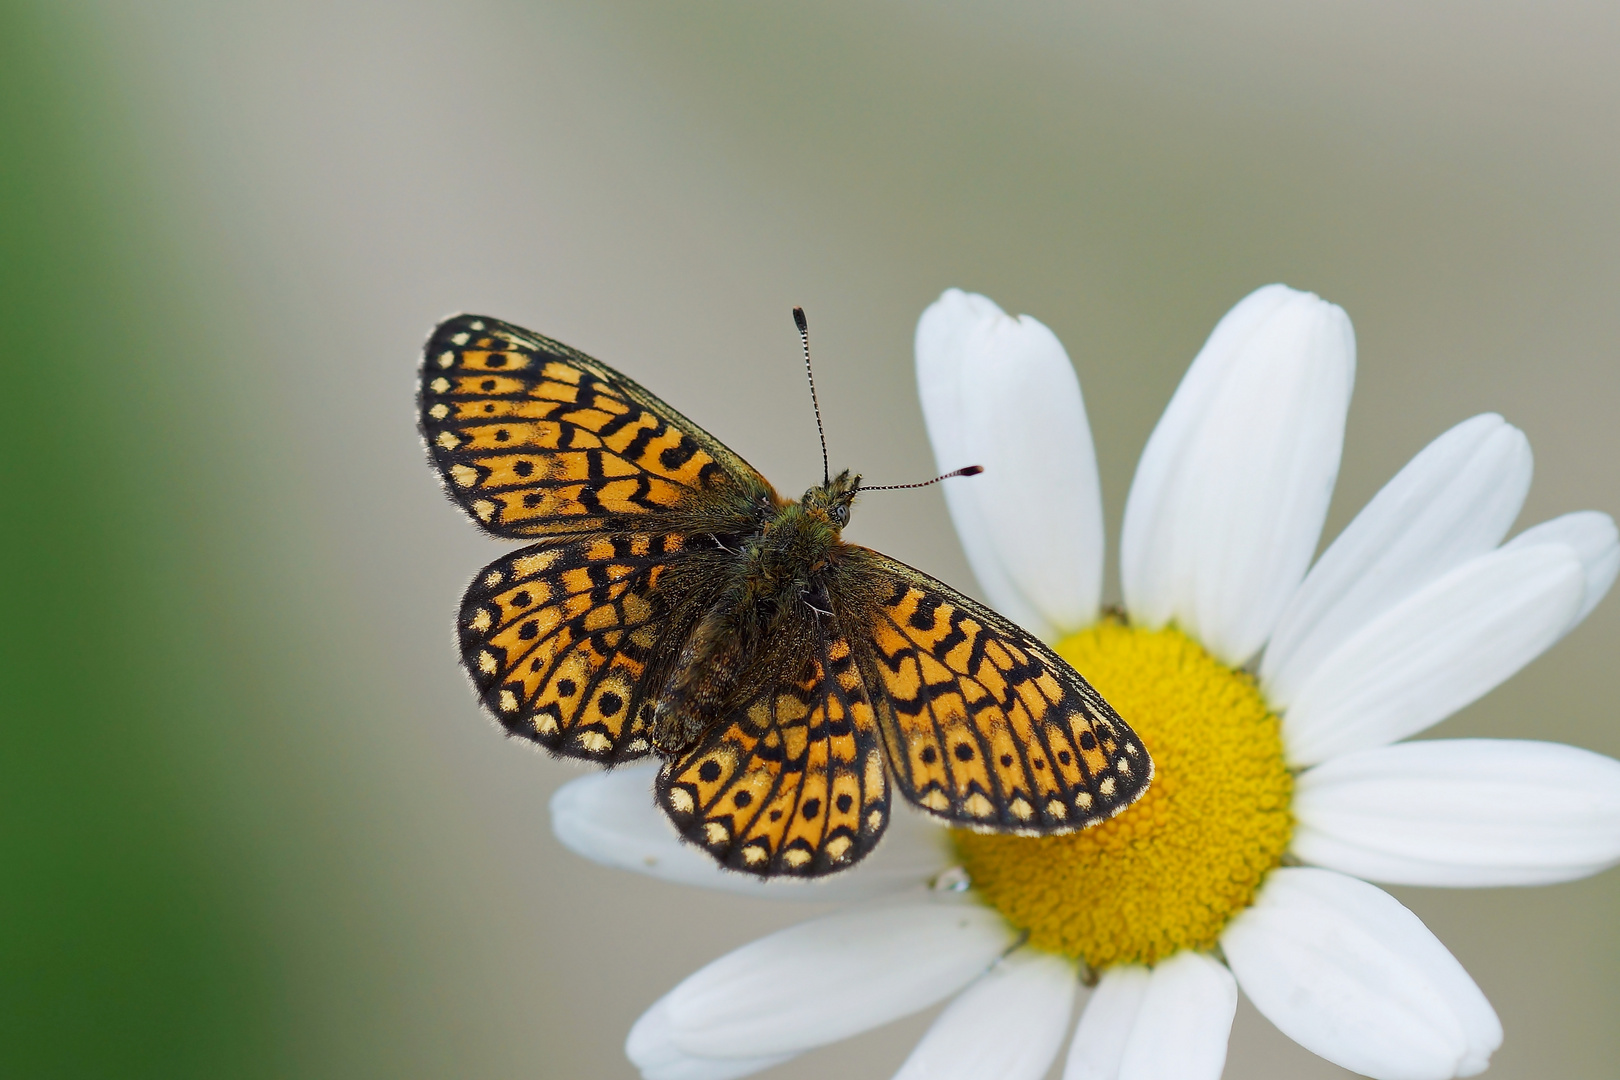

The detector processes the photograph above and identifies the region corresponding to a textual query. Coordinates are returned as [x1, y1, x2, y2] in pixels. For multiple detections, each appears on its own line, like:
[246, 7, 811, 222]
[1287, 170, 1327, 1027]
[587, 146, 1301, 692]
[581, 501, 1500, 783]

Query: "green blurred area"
[0, 7, 275, 1075]
[2, 2, 1618, 1077]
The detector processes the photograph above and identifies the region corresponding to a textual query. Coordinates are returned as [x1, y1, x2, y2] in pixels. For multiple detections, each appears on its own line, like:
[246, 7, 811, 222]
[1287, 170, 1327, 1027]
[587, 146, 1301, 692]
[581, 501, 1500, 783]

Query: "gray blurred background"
[5, 2, 1618, 1077]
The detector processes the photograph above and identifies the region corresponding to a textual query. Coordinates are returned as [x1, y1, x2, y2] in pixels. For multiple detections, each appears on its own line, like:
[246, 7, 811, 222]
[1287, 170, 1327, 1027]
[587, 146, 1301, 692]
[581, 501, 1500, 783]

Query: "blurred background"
[4, 2, 1618, 1077]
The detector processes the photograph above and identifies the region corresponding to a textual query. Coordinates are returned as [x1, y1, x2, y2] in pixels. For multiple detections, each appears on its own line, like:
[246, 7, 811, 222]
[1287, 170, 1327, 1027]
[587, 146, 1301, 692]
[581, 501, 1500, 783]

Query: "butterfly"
[419, 311, 1152, 877]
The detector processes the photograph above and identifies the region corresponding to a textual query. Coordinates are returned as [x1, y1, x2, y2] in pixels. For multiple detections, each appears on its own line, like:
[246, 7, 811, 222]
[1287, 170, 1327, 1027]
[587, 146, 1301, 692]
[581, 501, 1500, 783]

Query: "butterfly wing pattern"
[422, 312, 1153, 877]
[844, 551, 1151, 835]
[656, 615, 891, 876]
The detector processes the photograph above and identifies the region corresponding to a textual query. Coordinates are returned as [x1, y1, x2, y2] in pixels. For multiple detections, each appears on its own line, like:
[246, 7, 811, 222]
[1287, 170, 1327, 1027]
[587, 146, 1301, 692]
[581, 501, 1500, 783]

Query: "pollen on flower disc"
[954, 622, 1293, 969]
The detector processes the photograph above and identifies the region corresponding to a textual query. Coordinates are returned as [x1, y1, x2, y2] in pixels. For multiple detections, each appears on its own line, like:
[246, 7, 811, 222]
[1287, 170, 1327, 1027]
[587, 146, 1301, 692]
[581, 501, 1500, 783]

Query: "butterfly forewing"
[460, 532, 703, 764]
[420, 315, 769, 538]
[842, 551, 1151, 834]
[656, 616, 891, 877]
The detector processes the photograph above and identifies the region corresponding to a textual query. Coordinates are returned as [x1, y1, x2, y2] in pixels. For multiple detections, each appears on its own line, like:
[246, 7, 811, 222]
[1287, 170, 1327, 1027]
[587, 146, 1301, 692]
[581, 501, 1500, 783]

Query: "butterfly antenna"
[793, 306, 830, 485]
[863, 465, 984, 491]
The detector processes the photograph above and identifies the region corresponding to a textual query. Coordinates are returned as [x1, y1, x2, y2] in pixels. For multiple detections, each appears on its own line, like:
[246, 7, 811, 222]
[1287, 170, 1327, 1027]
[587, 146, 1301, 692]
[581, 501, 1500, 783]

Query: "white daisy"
[552, 284, 1620, 1080]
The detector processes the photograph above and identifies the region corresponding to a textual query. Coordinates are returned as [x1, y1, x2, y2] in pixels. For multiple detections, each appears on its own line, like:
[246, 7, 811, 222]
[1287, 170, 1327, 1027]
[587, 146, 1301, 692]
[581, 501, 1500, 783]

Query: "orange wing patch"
[459, 533, 693, 763]
[849, 554, 1151, 834]
[657, 624, 890, 877]
[420, 315, 772, 539]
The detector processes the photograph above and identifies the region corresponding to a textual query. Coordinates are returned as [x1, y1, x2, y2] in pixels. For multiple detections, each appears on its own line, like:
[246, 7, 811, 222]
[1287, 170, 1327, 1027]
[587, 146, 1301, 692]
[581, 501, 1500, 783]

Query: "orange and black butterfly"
[419, 312, 1152, 877]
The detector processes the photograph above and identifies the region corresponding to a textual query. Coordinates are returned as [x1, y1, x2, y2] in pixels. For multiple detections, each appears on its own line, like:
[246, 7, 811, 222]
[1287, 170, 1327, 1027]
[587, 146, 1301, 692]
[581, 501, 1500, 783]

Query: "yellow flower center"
[953, 621, 1292, 969]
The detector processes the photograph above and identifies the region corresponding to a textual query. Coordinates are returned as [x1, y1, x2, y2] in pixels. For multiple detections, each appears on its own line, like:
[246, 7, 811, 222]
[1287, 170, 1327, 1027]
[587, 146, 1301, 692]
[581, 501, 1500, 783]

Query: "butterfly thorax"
[757, 468, 860, 570]
[650, 471, 862, 754]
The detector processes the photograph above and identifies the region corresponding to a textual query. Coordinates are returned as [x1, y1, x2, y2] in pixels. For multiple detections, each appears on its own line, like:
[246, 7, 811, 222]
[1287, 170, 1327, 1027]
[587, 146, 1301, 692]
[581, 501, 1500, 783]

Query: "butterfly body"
[652, 471, 858, 754]
[421, 314, 1152, 877]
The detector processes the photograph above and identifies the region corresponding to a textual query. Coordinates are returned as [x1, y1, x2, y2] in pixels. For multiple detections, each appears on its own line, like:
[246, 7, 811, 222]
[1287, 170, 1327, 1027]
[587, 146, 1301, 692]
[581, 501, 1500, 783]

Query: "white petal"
[666, 900, 1015, 1058]
[918, 290, 1048, 636]
[1262, 415, 1532, 707]
[1282, 543, 1585, 766]
[1222, 867, 1501, 1080]
[1505, 510, 1620, 632]
[550, 764, 950, 900]
[1063, 965, 1147, 1080]
[1120, 284, 1355, 665]
[893, 948, 1076, 1080]
[1293, 738, 1620, 886]
[1119, 953, 1236, 1080]
[916, 289, 1105, 638]
[956, 313, 1105, 634]
[627, 995, 794, 1080]
[1064, 953, 1236, 1080]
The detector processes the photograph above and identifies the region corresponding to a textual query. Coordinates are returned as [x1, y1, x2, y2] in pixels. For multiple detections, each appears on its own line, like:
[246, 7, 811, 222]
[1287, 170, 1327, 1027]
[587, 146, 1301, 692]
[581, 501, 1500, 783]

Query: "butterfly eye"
[832, 505, 850, 526]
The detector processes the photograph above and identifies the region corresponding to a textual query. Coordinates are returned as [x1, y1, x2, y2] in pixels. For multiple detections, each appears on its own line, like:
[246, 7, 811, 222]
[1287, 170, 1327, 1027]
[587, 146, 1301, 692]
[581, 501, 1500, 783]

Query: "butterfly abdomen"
[652, 600, 751, 753]
[649, 496, 850, 755]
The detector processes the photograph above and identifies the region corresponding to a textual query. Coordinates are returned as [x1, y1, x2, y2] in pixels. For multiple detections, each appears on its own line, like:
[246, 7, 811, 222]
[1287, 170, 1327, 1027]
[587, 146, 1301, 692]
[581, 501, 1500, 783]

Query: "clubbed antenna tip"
[864, 465, 984, 492]
[794, 306, 829, 484]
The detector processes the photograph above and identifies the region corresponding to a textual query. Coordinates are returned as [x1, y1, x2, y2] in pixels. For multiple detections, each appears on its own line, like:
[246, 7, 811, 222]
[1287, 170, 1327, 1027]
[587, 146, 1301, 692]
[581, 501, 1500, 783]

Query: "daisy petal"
[1117, 952, 1237, 1080]
[550, 765, 949, 900]
[1064, 953, 1236, 1080]
[1120, 284, 1356, 665]
[956, 310, 1105, 634]
[665, 900, 1015, 1059]
[1062, 965, 1146, 1080]
[916, 289, 1105, 639]
[1293, 739, 1620, 886]
[1262, 415, 1532, 707]
[917, 290, 1048, 636]
[1282, 542, 1585, 766]
[1504, 510, 1620, 633]
[893, 948, 1077, 1080]
[1222, 867, 1501, 1080]
[626, 995, 794, 1080]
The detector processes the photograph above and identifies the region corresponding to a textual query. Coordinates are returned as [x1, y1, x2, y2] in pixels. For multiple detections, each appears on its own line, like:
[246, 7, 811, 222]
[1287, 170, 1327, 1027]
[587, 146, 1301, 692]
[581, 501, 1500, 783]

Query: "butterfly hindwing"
[843, 550, 1152, 834]
[656, 616, 890, 877]
[459, 532, 700, 764]
[420, 314, 772, 539]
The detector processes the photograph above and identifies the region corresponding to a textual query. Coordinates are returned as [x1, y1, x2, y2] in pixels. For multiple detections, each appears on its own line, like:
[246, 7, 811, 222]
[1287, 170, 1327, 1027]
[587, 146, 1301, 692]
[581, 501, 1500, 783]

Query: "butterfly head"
[801, 469, 861, 530]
